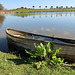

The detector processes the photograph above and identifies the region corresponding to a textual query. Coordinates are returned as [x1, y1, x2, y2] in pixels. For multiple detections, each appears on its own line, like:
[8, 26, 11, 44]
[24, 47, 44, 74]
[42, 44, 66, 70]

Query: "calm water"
[0, 12, 75, 52]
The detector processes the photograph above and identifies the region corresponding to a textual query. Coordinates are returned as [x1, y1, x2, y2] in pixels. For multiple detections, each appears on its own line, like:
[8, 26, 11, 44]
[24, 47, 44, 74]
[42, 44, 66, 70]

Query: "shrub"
[25, 42, 64, 69]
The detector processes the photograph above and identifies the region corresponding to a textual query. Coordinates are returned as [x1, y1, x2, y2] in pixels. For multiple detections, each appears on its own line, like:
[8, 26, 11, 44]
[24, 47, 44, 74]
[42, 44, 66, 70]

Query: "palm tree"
[45, 6, 47, 9]
[32, 6, 35, 9]
[39, 6, 41, 9]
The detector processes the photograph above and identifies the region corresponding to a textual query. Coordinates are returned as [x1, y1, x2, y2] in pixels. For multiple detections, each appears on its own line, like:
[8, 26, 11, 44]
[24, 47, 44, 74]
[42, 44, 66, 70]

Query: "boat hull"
[6, 28, 75, 62]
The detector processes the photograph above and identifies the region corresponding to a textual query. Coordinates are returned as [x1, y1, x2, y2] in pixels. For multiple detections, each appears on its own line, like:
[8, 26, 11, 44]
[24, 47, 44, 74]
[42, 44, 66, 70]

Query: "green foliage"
[0, 4, 4, 10]
[34, 61, 47, 69]
[0, 52, 74, 75]
[25, 42, 64, 69]
[14, 8, 75, 13]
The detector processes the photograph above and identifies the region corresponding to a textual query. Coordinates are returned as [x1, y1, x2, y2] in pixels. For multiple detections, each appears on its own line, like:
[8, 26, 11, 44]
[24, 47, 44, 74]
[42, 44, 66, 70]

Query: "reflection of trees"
[21, 16, 24, 18]
[56, 13, 58, 17]
[65, 13, 67, 16]
[51, 13, 53, 17]
[45, 12, 47, 18]
[39, 12, 41, 18]
[39, 15, 41, 18]
[33, 15, 35, 18]
[59, 13, 62, 17]
[45, 15, 47, 18]
[70, 13, 72, 16]
[60, 13, 62, 17]
[0, 15, 5, 28]
[0, 23, 2, 28]
[15, 12, 75, 18]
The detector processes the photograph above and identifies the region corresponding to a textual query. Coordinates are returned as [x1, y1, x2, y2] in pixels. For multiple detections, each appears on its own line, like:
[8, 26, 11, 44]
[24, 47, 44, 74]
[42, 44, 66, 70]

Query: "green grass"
[14, 8, 75, 13]
[0, 51, 75, 75]
[14, 13, 37, 17]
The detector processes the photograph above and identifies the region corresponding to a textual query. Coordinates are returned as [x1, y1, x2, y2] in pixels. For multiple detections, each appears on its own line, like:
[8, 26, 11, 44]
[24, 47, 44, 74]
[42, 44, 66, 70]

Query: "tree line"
[20, 6, 75, 9]
[0, 4, 4, 10]
[32, 6, 74, 9]
[0, 3, 75, 10]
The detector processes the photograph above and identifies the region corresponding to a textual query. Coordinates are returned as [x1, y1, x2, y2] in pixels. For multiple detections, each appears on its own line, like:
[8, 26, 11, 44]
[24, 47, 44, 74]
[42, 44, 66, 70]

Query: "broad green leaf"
[25, 50, 36, 58]
[46, 42, 51, 53]
[56, 48, 61, 53]
[52, 56, 56, 59]
[50, 42, 53, 51]
[43, 48, 46, 57]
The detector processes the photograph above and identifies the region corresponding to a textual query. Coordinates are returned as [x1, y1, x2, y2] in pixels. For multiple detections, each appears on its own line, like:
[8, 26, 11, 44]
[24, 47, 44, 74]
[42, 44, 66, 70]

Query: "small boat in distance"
[6, 28, 75, 61]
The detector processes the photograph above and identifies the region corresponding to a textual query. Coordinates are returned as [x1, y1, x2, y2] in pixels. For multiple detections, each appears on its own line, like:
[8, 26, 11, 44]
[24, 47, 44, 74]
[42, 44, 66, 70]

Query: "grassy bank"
[0, 51, 75, 75]
[14, 8, 75, 13]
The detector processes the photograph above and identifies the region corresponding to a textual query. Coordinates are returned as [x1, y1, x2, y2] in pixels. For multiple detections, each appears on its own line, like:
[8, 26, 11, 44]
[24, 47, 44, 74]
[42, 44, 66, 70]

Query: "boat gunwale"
[6, 28, 75, 42]
[6, 28, 75, 47]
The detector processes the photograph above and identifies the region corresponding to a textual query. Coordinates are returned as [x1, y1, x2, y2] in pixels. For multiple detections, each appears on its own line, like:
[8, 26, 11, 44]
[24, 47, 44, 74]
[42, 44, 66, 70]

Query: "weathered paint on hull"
[6, 34, 75, 62]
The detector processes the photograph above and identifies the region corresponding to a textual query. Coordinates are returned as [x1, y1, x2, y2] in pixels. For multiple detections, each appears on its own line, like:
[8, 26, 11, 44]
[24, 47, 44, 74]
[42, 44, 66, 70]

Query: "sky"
[0, 0, 75, 9]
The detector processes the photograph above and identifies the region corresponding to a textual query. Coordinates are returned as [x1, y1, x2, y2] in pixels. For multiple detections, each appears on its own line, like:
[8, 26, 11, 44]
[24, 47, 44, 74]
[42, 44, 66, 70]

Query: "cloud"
[41, 27, 56, 32]
[63, 31, 69, 35]
[33, 29, 38, 33]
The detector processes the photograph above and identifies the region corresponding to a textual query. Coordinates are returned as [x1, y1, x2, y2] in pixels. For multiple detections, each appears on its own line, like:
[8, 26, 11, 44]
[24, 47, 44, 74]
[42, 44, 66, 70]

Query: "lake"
[0, 12, 75, 52]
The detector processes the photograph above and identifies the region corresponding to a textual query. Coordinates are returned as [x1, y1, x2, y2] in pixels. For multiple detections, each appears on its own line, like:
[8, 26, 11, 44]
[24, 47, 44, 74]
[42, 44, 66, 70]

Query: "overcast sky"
[0, 0, 75, 9]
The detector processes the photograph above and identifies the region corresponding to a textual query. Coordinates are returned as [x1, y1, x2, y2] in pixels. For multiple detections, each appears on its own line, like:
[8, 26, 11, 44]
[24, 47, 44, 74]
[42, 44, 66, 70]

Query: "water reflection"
[0, 14, 8, 52]
[0, 14, 5, 28]
[12, 12, 75, 40]
[0, 37, 8, 53]
[14, 12, 75, 18]
[1, 12, 75, 53]
[33, 15, 35, 18]
[0, 31, 9, 53]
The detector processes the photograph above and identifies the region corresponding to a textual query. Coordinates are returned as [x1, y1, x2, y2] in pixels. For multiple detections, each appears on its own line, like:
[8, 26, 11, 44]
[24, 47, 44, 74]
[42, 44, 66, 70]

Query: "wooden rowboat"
[6, 28, 75, 61]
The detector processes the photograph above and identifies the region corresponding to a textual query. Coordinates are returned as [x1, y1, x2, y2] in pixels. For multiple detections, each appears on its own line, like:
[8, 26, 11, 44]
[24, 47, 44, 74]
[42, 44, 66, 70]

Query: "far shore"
[0, 11, 5, 16]
[13, 8, 75, 13]
[1, 8, 75, 14]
